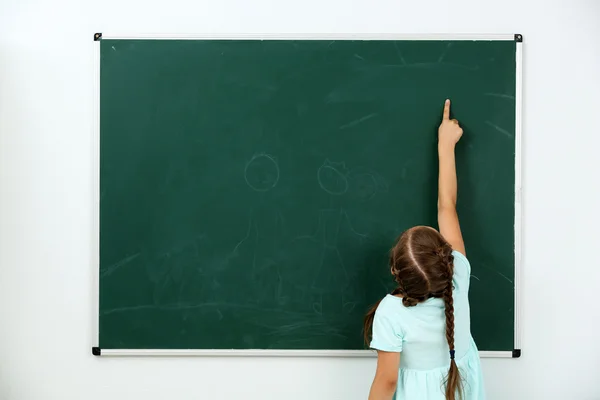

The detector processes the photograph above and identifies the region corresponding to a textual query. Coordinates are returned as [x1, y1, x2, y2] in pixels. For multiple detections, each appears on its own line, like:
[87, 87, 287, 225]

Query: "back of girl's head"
[364, 226, 463, 400]
[390, 226, 454, 306]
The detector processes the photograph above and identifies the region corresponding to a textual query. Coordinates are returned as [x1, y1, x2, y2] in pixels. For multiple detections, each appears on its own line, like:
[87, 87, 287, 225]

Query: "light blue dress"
[370, 251, 485, 399]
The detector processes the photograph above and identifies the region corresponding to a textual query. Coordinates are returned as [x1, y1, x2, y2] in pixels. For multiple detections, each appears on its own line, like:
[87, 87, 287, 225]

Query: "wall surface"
[1, 1, 599, 399]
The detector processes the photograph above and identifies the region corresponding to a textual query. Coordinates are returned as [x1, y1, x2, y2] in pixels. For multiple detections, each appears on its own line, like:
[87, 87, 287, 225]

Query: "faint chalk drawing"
[392, 41, 407, 65]
[302, 161, 387, 296]
[343, 302, 357, 314]
[292, 209, 367, 245]
[230, 212, 253, 258]
[252, 222, 259, 274]
[313, 294, 323, 315]
[339, 113, 378, 130]
[244, 153, 280, 192]
[335, 247, 349, 279]
[484, 92, 515, 100]
[348, 166, 390, 201]
[480, 263, 513, 284]
[276, 267, 289, 305]
[102, 301, 318, 317]
[437, 42, 453, 63]
[374, 62, 479, 71]
[317, 159, 348, 195]
[485, 120, 513, 138]
[101, 252, 141, 278]
[350, 173, 378, 200]
[343, 212, 368, 239]
[495, 270, 513, 284]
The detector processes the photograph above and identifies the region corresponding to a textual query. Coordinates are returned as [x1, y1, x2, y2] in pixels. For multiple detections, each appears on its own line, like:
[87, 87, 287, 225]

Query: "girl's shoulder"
[376, 294, 404, 315]
[452, 250, 471, 273]
[452, 250, 471, 292]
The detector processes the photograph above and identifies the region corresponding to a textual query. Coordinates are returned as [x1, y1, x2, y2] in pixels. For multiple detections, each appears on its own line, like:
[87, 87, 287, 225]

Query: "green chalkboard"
[98, 38, 517, 352]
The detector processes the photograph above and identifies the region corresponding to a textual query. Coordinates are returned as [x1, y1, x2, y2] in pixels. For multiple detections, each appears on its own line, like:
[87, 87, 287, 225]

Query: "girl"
[364, 100, 485, 400]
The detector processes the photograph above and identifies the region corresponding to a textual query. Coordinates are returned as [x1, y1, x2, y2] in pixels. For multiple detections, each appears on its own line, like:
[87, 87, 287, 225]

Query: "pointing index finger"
[443, 99, 451, 120]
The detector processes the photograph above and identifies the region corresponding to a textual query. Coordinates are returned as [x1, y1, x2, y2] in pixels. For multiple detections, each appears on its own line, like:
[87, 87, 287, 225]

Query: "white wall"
[1, 0, 599, 399]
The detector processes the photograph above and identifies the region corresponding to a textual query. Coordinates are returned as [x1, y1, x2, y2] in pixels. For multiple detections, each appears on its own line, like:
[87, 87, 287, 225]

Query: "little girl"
[364, 100, 485, 400]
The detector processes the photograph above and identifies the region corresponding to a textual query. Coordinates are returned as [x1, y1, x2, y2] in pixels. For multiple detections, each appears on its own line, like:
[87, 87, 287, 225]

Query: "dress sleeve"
[369, 302, 403, 352]
[452, 250, 472, 293]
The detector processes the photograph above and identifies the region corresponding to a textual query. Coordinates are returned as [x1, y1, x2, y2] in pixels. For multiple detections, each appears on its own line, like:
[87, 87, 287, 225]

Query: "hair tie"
[402, 296, 418, 307]
[449, 350, 455, 360]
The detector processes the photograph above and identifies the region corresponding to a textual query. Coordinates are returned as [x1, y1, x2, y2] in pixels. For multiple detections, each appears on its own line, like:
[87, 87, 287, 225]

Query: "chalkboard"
[97, 37, 519, 354]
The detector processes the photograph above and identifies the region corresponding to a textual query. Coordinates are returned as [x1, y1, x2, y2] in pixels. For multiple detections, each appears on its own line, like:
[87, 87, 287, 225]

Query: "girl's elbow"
[438, 199, 456, 210]
[369, 375, 398, 400]
[377, 376, 398, 391]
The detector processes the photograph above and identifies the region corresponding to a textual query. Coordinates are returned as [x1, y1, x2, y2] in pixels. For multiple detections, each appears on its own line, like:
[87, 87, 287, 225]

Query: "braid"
[441, 247, 462, 400]
[443, 254, 455, 351]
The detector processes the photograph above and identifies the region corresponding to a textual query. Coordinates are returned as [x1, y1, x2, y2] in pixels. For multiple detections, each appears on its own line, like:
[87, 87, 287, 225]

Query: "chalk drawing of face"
[348, 167, 389, 202]
[244, 153, 280, 192]
[317, 159, 348, 196]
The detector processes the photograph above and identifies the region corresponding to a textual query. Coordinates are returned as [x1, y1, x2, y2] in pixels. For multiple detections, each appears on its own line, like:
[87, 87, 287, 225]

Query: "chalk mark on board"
[294, 208, 367, 245]
[351, 173, 379, 201]
[244, 153, 280, 192]
[335, 247, 349, 279]
[317, 159, 348, 195]
[354, 54, 365, 61]
[376, 62, 479, 71]
[277, 209, 287, 237]
[343, 211, 368, 240]
[230, 211, 253, 258]
[415, 61, 480, 71]
[101, 253, 141, 278]
[480, 263, 513, 284]
[101, 301, 318, 316]
[343, 301, 357, 314]
[339, 113, 378, 130]
[392, 41, 407, 65]
[437, 42, 453, 63]
[312, 294, 323, 315]
[312, 244, 328, 288]
[272, 320, 314, 334]
[494, 270, 513, 284]
[276, 266, 285, 304]
[333, 208, 343, 244]
[485, 120, 513, 138]
[323, 331, 349, 341]
[252, 222, 259, 274]
[471, 274, 481, 281]
[484, 92, 515, 100]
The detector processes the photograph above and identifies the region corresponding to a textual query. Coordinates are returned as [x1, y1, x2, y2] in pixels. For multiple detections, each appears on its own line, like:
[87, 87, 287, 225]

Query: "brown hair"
[363, 226, 462, 400]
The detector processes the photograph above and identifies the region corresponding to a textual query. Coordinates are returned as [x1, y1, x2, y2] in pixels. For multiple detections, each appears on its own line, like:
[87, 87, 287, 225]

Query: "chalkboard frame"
[91, 33, 523, 358]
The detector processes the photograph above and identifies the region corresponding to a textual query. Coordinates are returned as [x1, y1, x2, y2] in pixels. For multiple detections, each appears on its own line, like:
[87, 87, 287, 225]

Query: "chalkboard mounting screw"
[512, 349, 521, 358]
[92, 347, 102, 356]
[94, 33, 102, 41]
[514, 34, 523, 42]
